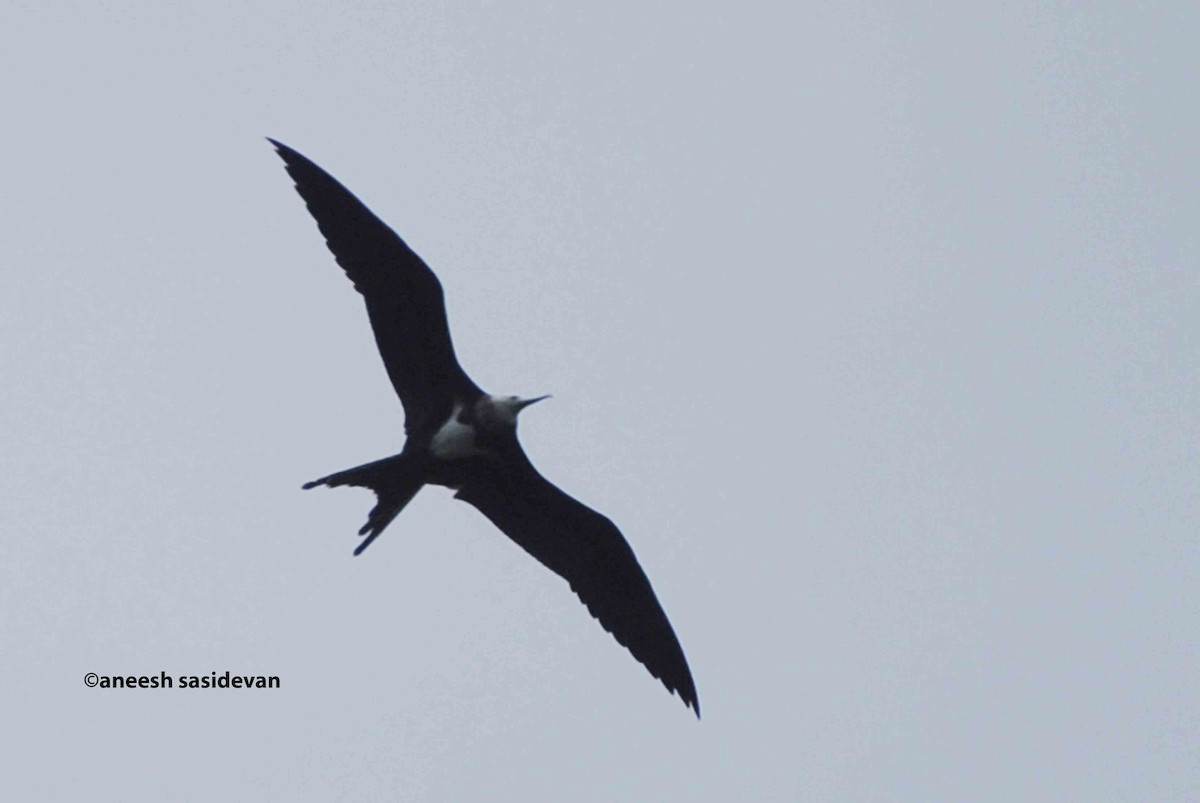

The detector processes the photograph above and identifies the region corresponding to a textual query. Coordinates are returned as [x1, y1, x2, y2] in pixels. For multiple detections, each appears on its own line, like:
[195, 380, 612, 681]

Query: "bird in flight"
[269, 139, 699, 716]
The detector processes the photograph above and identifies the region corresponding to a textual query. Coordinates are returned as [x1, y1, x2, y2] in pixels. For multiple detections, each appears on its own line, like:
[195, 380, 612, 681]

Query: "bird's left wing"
[269, 139, 481, 434]
[454, 456, 700, 716]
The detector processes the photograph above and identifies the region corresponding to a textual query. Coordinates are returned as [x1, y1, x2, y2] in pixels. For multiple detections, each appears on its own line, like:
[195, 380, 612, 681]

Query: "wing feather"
[455, 456, 699, 716]
[270, 139, 481, 433]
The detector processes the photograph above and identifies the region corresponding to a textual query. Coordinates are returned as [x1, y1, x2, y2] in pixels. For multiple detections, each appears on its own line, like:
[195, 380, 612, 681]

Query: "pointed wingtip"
[267, 138, 299, 162]
[676, 684, 701, 719]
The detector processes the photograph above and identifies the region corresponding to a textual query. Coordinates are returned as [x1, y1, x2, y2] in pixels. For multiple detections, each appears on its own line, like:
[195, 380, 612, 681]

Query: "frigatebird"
[269, 139, 699, 716]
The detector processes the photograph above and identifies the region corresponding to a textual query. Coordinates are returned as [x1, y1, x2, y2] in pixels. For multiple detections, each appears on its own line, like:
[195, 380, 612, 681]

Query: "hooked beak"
[516, 394, 552, 411]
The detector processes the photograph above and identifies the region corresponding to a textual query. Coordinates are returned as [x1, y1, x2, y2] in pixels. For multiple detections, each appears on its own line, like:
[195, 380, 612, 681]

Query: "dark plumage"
[270, 139, 699, 716]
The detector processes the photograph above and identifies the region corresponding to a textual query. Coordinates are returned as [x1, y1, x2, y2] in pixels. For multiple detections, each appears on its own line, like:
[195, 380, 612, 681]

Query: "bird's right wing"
[270, 139, 481, 433]
[454, 457, 700, 716]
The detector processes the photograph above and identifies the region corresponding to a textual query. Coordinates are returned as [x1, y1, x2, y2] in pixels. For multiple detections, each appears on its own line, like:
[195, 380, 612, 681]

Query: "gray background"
[2, 2, 1196, 800]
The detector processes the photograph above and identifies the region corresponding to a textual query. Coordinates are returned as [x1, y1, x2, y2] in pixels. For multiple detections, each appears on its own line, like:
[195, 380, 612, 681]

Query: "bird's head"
[478, 394, 551, 430]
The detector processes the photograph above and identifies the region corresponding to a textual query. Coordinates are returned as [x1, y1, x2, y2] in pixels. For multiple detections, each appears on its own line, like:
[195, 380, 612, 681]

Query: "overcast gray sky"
[2, 2, 1197, 800]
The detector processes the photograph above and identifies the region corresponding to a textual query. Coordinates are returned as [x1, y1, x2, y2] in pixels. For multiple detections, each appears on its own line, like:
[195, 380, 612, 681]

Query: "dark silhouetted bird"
[269, 139, 699, 716]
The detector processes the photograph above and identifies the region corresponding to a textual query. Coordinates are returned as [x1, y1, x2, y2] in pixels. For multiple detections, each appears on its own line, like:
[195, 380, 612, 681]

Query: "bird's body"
[428, 401, 482, 462]
[270, 139, 699, 716]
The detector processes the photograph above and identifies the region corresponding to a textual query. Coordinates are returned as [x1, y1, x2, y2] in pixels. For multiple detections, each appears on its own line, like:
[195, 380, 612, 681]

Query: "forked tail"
[303, 453, 425, 555]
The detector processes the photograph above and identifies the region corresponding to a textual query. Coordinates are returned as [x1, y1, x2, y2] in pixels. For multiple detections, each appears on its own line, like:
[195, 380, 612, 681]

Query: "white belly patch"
[430, 408, 482, 459]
